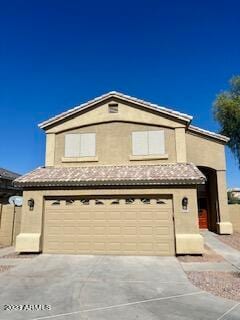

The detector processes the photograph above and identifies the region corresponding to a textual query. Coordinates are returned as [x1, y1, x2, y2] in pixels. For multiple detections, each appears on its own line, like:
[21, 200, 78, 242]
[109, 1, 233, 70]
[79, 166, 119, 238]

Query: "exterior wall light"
[28, 198, 35, 211]
[182, 197, 188, 211]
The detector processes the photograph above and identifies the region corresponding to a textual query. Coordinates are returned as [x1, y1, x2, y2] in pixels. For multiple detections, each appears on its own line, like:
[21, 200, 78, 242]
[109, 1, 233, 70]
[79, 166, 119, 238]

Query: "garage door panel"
[62, 242, 75, 249]
[154, 243, 174, 253]
[155, 226, 171, 235]
[76, 242, 91, 250]
[123, 226, 137, 235]
[121, 220, 139, 227]
[43, 196, 175, 255]
[46, 220, 64, 227]
[107, 242, 121, 251]
[139, 226, 153, 235]
[122, 243, 137, 251]
[92, 220, 108, 227]
[93, 212, 106, 220]
[93, 226, 107, 235]
[108, 226, 121, 235]
[137, 220, 157, 227]
[46, 242, 61, 251]
[107, 212, 122, 220]
[47, 226, 63, 234]
[93, 243, 105, 251]
[121, 212, 138, 220]
[62, 226, 76, 234]
[139, 243, 154, 251]
[62, 234, 76, 241]
[73, 213, 91, 220]
[154, 213, 170, 220]
[76, 227, 91, 234]
[138, 212, 155, 220]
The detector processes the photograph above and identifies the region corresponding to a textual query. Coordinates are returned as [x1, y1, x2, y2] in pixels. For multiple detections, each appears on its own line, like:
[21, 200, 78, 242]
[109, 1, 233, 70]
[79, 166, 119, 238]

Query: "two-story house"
[14, 91, 233, 255]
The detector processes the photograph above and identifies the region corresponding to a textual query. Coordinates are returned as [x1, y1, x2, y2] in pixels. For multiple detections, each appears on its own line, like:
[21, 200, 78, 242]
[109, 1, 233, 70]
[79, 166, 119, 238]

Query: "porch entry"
[197, 167, 219, 232]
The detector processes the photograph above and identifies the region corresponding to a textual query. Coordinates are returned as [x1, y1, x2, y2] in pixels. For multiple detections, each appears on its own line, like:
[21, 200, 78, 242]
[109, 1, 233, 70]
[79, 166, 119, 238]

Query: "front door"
[198, 198, 208, 229]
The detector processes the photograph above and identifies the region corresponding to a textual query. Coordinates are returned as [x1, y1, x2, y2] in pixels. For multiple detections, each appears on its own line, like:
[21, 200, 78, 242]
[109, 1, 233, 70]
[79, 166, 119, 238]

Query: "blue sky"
[0, 0, 239, 187]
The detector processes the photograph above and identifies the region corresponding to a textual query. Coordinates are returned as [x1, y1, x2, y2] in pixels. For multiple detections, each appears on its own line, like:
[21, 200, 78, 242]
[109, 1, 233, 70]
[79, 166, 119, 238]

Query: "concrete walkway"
[0, 254, 239, 320]
[203, 231, 240, 270]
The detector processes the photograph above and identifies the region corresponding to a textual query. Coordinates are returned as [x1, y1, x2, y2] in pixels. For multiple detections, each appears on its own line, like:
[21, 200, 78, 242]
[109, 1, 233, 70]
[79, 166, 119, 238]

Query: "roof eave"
[188, 125, 230, 143]
[14, 178, 206, 188]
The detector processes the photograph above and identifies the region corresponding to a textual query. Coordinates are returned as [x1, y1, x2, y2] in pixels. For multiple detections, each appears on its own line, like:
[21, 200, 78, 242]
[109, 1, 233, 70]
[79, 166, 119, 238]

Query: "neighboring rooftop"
[0, 168, 20, 180]
[14, 163, 206, 187]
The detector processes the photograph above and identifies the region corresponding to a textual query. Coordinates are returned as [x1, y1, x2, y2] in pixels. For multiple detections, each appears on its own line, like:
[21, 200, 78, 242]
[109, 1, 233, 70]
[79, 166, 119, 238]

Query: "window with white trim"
[65, 133, 96, 157]
[132, 130, 165, 156]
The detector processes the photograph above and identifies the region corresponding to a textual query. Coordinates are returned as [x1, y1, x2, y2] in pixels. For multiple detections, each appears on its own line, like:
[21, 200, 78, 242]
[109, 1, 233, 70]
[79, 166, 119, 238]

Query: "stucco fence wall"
[229, 204, 240, 232]
[0, 204, 22, 246]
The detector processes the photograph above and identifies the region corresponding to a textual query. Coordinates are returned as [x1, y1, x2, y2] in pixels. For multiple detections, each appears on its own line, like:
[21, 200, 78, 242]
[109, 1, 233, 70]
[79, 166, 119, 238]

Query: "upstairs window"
[132, 130, 165, 156]
[65, 133, 96, 157]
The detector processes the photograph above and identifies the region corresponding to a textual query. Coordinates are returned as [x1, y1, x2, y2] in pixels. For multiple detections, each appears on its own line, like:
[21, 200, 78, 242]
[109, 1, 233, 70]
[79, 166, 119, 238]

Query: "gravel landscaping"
[216, 232, 240, 251]
[177, 245, 224, 263]
[187, 271, 240, 301]
[0, 265, 14, 273]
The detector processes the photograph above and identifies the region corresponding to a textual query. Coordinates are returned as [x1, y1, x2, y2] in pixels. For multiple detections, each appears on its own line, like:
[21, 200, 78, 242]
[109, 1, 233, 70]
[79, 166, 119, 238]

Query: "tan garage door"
[43, 196, 175, 255]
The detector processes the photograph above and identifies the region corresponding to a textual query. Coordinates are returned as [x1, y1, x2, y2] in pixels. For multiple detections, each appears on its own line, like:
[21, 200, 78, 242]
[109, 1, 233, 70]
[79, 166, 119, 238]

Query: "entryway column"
[216, 170, 233, 234]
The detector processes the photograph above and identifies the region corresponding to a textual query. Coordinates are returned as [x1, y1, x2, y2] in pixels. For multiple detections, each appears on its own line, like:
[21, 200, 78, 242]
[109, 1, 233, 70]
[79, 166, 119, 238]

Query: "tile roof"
[188, 125, 229, 143]
[38, 91, 193, 129]
[0, 168, 20, 180]
[14, 163, 206, 187]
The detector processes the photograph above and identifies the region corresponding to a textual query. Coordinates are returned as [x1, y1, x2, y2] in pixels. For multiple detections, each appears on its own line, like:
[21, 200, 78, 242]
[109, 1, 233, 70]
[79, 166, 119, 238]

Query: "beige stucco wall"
[186, 132, 226, 170]
[44, 100, 188, 167]
[229, 204, 240, 232]
[44, 100, 227, 171]
[16, 187, 203, 254]
[46, 101, 186, 134]
[54, 122, 177, 167]
[0, 204, 22, 246]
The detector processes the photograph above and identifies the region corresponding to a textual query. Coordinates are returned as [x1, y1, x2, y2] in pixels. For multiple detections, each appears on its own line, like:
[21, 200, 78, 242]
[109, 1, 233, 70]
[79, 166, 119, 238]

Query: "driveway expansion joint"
[30, 291, 205, 320]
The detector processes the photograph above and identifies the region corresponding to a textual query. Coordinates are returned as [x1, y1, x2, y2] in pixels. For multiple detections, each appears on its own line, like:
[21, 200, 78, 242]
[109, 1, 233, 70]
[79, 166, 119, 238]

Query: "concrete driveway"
[0, 254, 239, 320]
